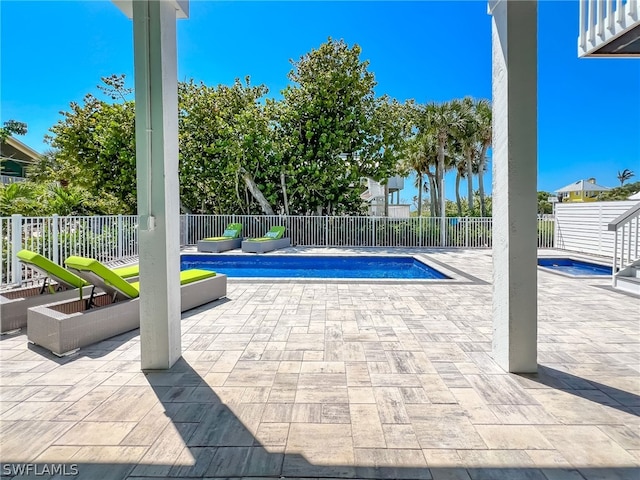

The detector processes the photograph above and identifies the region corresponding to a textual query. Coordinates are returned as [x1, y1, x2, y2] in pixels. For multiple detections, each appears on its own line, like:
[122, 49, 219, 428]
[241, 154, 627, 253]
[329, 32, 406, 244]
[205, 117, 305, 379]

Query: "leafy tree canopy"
[597, 181, 640, 201]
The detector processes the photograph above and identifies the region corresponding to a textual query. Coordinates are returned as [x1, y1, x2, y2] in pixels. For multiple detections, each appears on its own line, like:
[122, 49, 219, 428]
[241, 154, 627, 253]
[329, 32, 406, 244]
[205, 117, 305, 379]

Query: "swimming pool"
[181, 254, 450, 279]
[537, 257, 612, 276]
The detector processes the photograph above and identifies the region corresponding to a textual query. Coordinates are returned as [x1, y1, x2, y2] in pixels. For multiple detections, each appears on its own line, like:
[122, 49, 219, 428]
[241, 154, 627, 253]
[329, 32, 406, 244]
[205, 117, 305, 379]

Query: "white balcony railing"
[1, 175, 26, 185]
[579, 0, 640, 56]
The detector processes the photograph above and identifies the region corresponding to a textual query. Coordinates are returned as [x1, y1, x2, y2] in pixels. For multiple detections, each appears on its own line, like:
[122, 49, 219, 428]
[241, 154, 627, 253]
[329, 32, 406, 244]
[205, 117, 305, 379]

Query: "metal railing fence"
[2, 214, 555, 289]
[1, 214, 138, 288]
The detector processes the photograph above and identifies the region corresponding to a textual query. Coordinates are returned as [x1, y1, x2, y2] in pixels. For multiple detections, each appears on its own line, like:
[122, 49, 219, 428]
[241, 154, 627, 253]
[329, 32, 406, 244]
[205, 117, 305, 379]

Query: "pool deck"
[1, 248, 638, 480]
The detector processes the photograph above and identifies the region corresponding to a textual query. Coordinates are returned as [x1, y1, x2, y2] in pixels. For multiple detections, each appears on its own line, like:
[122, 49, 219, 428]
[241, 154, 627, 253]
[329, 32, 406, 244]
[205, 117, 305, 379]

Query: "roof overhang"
[113, 0, 189, 19]
[1, 137, 41, 162]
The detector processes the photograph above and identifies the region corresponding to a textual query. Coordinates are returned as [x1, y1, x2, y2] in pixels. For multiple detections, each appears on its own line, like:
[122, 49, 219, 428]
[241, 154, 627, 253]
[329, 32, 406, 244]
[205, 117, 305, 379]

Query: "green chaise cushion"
[129, 269, 215, 291]
[246, 225, 285, 242]
[17, 249, 88, 289]
[204, 223, 243, 241]
[112, 264, 139, 279]
[65, 256, 140, 299]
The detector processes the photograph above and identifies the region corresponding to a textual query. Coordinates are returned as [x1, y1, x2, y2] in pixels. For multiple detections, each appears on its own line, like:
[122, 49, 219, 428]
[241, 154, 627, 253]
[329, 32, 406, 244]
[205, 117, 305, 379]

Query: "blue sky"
[2, 1, 639, 207]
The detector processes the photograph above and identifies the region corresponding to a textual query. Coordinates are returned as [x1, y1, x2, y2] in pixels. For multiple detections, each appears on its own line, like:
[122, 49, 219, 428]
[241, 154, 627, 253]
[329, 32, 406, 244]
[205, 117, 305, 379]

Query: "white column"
[133, 0, 182, 370]
[490, 0, 538, 373]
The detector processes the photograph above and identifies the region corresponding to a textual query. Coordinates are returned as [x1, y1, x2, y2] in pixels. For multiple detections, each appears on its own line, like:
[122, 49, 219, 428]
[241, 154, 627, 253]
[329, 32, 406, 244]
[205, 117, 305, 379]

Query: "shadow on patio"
[2, 357, 638, 480]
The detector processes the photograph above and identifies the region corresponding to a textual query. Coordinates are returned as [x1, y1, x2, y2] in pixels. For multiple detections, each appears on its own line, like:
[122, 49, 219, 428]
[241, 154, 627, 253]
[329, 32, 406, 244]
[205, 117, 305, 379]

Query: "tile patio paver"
[0, 248, 638, 479]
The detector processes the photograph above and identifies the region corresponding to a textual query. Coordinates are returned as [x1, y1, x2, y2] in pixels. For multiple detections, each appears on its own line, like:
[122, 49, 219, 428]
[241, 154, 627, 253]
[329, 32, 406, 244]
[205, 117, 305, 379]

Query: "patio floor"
[0, 248, 638, 480]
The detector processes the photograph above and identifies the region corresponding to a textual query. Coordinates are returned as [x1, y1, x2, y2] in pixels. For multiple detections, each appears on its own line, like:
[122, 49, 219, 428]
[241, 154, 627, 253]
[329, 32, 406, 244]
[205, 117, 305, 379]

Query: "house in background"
[360, 175, 410, 217]
[555, 177, 611, 203]
[0, 136, 40, 184]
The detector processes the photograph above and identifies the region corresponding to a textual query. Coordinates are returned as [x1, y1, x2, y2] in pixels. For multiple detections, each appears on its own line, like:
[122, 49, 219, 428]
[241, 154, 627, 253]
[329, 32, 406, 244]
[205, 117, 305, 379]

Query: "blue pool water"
[537, 257, 612, 276]
[181, 254, 449, 279]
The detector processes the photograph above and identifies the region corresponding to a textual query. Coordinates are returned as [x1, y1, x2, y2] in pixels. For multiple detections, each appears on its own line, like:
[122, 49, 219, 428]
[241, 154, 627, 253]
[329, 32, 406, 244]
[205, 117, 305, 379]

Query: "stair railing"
[608, 202, 640, 287]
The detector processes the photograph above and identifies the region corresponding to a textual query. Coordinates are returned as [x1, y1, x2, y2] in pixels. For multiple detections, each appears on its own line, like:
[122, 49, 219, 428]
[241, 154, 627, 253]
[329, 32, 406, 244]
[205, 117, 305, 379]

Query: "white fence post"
[11, 214, 22, 286]
[52, 214, 59, 265]
[117, 214, 124, 259]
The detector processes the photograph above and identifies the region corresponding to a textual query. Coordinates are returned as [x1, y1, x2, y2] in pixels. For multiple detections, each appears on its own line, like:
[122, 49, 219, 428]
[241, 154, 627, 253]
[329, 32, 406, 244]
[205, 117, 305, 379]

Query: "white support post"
[131, 0, 185, 370]
[11, 214, 22, 286]
[489, 0, 538, 373]
[612, 229, 618, 287]
[52, 214, 59, 265]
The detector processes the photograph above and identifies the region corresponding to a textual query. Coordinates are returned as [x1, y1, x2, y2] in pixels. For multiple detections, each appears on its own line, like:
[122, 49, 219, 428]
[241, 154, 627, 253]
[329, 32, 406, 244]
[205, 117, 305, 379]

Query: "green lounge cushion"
[17, 249, 88, 290]
[246, 225, 285, 242]
[129, 269, 215, 291]
[65, 256, 140, 299]
[203, 223, 242, 241]
[112, 264, 139, 279]
[66, 255, 216, 300]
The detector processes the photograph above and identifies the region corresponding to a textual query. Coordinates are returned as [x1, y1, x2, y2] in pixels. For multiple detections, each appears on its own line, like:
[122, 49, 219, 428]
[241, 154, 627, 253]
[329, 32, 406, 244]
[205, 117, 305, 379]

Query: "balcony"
[579, 0, 640, 56]
[1, 174, 26, 185]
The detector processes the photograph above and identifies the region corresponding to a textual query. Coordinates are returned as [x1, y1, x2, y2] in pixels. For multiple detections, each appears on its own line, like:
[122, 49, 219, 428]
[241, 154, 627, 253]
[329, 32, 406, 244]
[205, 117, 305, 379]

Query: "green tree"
[274, 38, 384, 215]
[48, 77, 137, 213]
[537, 191, 553, 215]
[597, 181, 640, 201]
[474, 99, 492, 217]
[178, 77, 278, 214]
[0, 120, 27, 142]
[0, 182, 37, 216]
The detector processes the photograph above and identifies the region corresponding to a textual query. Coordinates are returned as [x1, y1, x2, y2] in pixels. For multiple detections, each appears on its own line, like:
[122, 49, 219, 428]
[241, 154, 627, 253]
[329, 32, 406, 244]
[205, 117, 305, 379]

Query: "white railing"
[181, 214, 555, 249]
[1, 214, 138, 288]
[579, 0, 640, 56]
[1, 175, 26, 185]
[608, 202, 640, 286]
[2, 214, 556, 289]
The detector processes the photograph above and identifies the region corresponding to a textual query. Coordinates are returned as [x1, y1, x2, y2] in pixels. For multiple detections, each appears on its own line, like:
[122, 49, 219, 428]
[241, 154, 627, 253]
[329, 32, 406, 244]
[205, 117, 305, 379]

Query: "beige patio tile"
[300, 361, 345, 373]
[373, 387, 411, 424]
[475, 425, 554, 450]
[286, 423, 354, 465]
[413, 418, 487, 449]
[456, 449, 537, 467]
[262, 403, 293, 422]
[351, 404, 385, 448]
[348, 386, 376, 403]
[256, 422, 289, 446]
[33, 445, 82, 463]
[537, 425, 638, 467]
[383, 424, 421, 449]
[0, 420, 77, 461]
[55, 421, 137, 446]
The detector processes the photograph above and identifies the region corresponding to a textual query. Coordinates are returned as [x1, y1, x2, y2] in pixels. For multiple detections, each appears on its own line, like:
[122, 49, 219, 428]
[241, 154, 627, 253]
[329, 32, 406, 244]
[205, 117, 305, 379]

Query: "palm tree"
[425, 101, 464, 217]
[474, 99, 492, 217]
[454, 97, 479, 216]
[454, 156, 466, 217]
[617, 168, 635, 186]
[407, 104, 439, 216]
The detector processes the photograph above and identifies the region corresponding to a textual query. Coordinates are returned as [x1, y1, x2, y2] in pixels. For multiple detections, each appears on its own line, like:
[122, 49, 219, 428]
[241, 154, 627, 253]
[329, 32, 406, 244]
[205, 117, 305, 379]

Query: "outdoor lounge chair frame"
[197, 223, 243, 253]
[241, 237, 291, 253]
[1, 251, 140, 334]
[241, 226, 290, 253]
[27, 259, 227, 356]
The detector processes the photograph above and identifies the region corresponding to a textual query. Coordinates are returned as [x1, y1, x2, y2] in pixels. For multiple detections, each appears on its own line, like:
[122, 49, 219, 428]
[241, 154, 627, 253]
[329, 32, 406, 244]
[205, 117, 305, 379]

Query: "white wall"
[555, 201, 639, 257]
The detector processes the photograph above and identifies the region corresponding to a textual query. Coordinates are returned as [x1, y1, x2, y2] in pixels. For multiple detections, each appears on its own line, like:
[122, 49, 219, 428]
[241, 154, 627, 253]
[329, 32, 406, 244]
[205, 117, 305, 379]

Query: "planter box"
[1, 285, 92, 334]
[27, 274, 227, 356]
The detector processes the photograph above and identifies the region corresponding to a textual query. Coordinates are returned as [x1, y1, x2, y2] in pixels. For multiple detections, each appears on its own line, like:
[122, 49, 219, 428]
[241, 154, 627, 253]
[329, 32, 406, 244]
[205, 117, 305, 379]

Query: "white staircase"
[615, 259, 640, 295]
[608, 202, 640, 295]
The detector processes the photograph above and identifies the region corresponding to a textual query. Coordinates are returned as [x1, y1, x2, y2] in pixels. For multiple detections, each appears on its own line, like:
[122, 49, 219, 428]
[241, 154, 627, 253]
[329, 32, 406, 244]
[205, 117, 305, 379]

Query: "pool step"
[615, 275, 640, 295]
